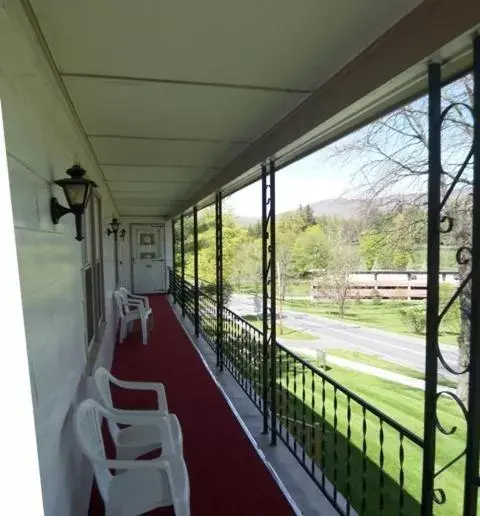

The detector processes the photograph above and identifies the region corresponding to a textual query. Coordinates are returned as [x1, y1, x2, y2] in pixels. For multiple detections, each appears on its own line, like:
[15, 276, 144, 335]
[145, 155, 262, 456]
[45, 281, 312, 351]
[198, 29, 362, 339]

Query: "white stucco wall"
[0, 5, 117, 515]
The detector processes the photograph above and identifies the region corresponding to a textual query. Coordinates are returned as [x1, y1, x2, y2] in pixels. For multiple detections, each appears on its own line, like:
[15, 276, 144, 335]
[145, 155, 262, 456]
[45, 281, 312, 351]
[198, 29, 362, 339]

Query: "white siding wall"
[0, 6, 117, 516]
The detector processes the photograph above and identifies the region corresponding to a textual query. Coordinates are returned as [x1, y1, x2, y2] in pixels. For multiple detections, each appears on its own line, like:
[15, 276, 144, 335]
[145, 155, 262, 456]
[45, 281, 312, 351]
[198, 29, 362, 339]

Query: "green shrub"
[400, 305, 426, 335]
[201, 282, 233, 305]
[371, 288, 382, 305]
[439, 283, 460, 335]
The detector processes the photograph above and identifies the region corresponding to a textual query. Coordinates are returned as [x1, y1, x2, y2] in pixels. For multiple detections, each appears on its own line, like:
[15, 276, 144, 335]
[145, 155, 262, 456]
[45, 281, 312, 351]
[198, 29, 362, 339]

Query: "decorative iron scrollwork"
[456, 246, 472, 266]
[440, 214, 454, 234]
[432, 391, 468, 504]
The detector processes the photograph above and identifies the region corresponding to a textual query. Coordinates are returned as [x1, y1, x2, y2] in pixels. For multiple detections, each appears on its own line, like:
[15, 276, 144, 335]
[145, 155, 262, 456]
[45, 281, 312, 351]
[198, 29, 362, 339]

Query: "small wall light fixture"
[106, 217, 126, 287]
[106, 218, 126, 240]
[50, 164, 97, 241]
[106, 217, 120, 237]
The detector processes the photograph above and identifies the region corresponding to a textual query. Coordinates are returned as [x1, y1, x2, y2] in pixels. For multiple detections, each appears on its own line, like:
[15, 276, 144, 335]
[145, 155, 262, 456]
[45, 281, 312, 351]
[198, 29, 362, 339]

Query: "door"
[132, 224, 166, 294]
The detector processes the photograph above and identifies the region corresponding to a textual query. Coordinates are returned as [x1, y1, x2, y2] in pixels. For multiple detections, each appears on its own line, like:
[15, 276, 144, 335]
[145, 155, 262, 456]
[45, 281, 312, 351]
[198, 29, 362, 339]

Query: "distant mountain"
[235, 215, 260, 226]
[234, 195, 425, 226]
[308, 198, 365, 218]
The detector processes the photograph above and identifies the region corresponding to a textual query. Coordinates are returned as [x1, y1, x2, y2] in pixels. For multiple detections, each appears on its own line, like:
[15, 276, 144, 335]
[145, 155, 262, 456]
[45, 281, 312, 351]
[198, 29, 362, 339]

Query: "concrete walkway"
[288, 346, 455, 393]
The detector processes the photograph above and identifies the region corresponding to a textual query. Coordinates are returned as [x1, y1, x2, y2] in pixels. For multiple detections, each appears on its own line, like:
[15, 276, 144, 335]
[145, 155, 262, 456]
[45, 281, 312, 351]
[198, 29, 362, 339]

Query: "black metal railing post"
[421, 61, 442, 516]
[464, 34, 480, 516]
[261, 163, 269, 434]
[172, 219, 176, 303]
[261, 161, 277, 444]
[269, 159, 277, 446]
[193, 206, 200, 337]
[180, 214, 185, 317]
[215, 192, 223, 370]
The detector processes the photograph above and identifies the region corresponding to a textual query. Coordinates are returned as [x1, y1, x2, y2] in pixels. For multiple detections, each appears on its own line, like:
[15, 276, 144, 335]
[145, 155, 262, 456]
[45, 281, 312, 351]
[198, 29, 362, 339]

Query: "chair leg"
[149, 314, 154, 332]
[141, 317, 148, 345]
[119, 319, 126, 343]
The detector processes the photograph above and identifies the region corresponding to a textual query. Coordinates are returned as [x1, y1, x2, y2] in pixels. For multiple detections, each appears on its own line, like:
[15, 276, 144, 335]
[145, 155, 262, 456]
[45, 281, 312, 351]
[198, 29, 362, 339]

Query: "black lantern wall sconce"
[106, 218, 126, 240]
[50, 164, 97, 241]
[106, 217, 126, 287]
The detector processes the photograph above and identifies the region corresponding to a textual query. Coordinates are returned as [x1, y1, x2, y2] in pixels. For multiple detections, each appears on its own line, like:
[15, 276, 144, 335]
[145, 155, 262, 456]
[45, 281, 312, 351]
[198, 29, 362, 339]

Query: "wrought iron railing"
[169, 269, 425, 515]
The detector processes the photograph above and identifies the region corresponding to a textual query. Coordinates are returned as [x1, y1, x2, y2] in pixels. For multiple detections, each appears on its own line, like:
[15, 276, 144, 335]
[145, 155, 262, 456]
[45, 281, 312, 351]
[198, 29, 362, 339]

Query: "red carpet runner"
[89, 295, 294, 515]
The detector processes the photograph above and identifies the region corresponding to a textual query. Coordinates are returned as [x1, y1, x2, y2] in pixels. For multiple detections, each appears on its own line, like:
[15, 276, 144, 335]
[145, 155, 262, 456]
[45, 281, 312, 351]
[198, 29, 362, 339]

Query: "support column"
[421, 62, 442, 516]
[215, 192, 223, 370]
[262, 161, 277, 445]
[193, 206, 200, 337]
[180, 214, 185, 317]
[464, 34, 480, 516]
[113, 231, 119, 288]
[172, 219, 176, 303]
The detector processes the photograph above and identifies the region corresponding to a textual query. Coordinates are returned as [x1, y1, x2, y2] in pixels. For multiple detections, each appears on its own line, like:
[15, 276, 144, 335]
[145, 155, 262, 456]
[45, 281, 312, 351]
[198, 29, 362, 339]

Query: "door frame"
[129, 223, 167, 294]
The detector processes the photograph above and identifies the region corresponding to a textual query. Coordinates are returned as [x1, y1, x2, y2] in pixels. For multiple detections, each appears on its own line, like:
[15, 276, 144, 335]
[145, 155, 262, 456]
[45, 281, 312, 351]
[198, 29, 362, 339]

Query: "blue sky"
[224, 146, 360, 218]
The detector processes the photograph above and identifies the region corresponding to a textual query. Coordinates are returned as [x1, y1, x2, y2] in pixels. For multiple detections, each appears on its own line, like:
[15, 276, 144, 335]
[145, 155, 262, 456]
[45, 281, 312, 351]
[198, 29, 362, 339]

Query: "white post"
[0, 101, 44, 514]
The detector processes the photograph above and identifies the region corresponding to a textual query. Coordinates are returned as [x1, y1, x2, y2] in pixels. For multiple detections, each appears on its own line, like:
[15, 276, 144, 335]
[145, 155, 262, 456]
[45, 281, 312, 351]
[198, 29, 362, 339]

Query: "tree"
[276, 212, 304, 300]
[359, 229, 384, 270]
[231, 239, 262, 292]
[292, 225, 330, 275]
[247, 220, 262, 239]
[333, 74, 473, 401]
[317, 233, 359, 318]
[297, 204, 317, 229]
[185, 207, 247, 287]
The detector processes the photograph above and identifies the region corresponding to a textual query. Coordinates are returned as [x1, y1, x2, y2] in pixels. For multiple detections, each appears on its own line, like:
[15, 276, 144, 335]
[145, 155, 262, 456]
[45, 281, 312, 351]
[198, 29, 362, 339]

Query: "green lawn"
[327, 349, 456, 388]
[244, 315, 317, 341]
[283, 299, 458, 345]
[277, 358, 465, 516]
[234, 279, 311, 297]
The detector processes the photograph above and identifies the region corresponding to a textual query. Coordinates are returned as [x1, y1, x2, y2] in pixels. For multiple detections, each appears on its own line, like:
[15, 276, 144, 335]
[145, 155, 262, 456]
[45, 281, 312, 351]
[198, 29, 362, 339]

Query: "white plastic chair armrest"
[126, 299, 144, 308]
[108, 376, 165, 394]
[100, 407, 170, 427]
[128, 293, 150, 309]
[105, 406, 169, 419]
[127, 301, 146, 317]
[104, 457, 173, 471]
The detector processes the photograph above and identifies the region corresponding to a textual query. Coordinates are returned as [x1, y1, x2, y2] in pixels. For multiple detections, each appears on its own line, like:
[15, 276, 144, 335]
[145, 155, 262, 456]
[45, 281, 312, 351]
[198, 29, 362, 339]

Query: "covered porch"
[1, 1, 480, 516]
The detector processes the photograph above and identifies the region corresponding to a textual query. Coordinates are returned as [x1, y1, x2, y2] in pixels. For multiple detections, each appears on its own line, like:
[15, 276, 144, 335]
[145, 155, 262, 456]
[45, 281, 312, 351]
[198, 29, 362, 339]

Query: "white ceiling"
[30, 0, 422, 217]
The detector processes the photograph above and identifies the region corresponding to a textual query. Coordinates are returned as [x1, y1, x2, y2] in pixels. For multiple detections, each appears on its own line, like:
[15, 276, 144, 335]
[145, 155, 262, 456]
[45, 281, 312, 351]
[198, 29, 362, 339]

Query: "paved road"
[228, 293, 458, 381]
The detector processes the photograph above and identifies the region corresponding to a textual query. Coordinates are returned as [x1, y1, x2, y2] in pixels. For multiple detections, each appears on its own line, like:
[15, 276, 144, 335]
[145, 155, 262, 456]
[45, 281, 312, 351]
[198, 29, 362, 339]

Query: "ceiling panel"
[116, 198, 187, 207]
[119, 208, 167, 216]
[102, 165, 216, 183]
[108, 181, 202, 195]
[91, 137, 247, 167]
[32, 0, 420, 90]
[64, 77, 306, 142]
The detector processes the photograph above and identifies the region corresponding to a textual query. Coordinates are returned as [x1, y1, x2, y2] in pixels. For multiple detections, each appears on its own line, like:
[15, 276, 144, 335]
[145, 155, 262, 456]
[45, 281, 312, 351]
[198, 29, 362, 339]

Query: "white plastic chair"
[119, 287, 150, 311]
[119, 287, 154, 331]
[74, 399, 190, 516]
[94, 367, 179, 460]
[113, 290, 152, 345]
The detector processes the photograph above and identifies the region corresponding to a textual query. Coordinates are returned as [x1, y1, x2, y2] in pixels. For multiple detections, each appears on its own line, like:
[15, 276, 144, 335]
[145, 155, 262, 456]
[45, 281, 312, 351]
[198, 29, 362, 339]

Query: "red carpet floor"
[89, 295, 295, 515]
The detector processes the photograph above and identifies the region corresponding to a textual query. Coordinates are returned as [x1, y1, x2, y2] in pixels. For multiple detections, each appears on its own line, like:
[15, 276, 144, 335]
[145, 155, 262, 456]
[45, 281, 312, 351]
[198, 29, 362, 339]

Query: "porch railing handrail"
[276, 341, 423, 447]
